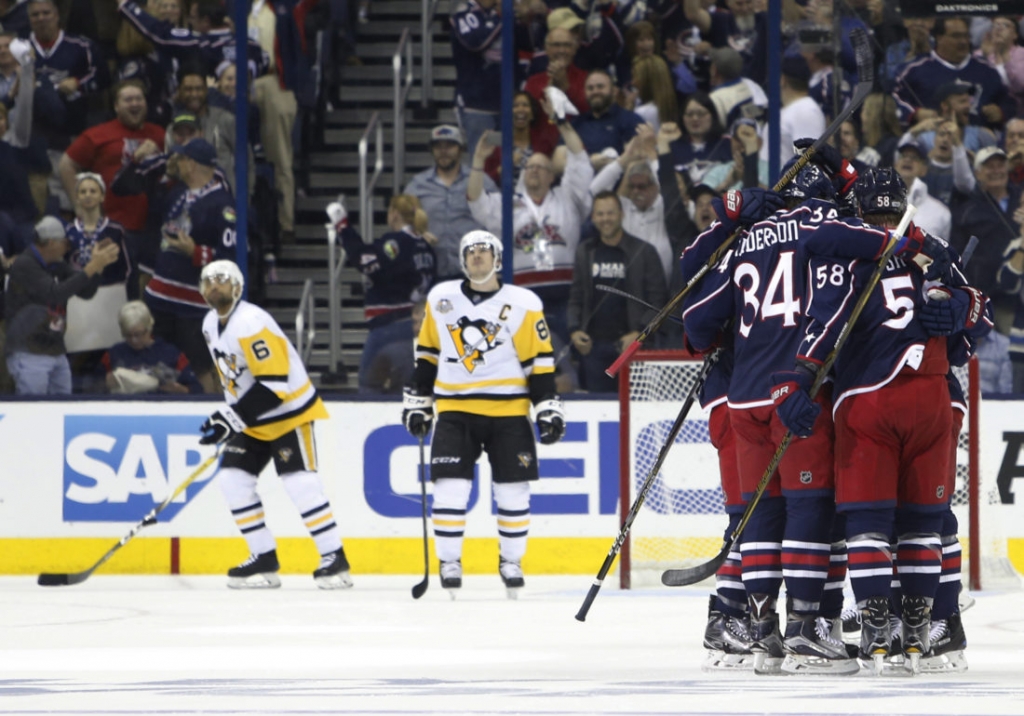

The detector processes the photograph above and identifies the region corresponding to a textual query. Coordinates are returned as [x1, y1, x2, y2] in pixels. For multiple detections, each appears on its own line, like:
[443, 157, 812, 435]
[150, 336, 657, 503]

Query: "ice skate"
[702, 596, 755, 672]
[313, 547, 354, 590]
[857, 596, 891, 675]
[440, 560, 462, 599]
[919, 612, 968, 673]
[747, 594, 784, 675]
[781, 614, 859, 675]
[499, 558, 524, 599]
[227, 550, 281, 589]
[901, 596, 932, 674]
[879, 616, 914, 677]
[840, 603, 860, 636]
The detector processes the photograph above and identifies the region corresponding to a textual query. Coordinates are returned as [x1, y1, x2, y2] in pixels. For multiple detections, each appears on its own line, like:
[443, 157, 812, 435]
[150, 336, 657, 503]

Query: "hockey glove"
[402, 386, 434, 439]
[918, 286, 985, 336]
[326, 196, 348, 233]
[712, 188, 785, 233]
[535, 396, 566, 445]
[770, 364, 820, 439]
[200, 407, 246, 445]
[793, 138, 858, 195]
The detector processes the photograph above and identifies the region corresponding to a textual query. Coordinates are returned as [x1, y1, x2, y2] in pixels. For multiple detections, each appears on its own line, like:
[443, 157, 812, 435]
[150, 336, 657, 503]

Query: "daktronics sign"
[63, 415, 217, 522]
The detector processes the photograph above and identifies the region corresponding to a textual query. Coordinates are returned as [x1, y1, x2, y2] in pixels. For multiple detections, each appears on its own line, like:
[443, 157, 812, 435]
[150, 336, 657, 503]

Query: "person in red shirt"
[58, 79, 165, 299]
[524, 26, 589, 123]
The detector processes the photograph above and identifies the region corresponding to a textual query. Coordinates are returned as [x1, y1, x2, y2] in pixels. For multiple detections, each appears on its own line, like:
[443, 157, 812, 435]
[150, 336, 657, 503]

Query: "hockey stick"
[594, 284, 685, 325]
[411, 435, 430, 599]
[605, 28, 875, 378]
[38, 448, 222, 587]
[575, 347, 721, 621]
[662, 204, 918, 587]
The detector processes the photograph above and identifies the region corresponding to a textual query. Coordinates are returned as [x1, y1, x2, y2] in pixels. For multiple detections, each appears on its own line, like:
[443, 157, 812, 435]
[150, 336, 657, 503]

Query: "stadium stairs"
[264, 0, 456, 390]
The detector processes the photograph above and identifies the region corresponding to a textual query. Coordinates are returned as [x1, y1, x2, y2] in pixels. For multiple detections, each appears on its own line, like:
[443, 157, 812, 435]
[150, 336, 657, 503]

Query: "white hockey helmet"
[200, 259, 244, 312]
[459, 230, 502, 284]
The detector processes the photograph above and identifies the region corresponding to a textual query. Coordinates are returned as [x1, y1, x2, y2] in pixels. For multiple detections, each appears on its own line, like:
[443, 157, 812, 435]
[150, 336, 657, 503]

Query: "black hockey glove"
[793, 137, 858, 196]
[535, 396, 566, 445]
[770, 363, 820, 439]
[200, 407, 246, 445]
[919, 286, 985, 336]
[402, 386, 434, 439]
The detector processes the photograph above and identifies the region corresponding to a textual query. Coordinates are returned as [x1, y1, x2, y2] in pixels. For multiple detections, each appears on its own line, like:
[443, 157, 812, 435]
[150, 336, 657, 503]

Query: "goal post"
[618, 350, 1015, 591]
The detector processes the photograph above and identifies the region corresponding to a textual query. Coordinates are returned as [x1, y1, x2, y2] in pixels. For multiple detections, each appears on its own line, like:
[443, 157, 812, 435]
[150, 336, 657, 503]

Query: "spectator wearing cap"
[977, 16, 1024, 117]
[892, 137, 951, 240]
[572, 69, 645, 172]
[893, 16, 1013, 131]
[524, 24, 589, 123]
[683, 0, 768, 84]
[449, 0, 506, 157]
[4, 216, 120, 394]
[404, 124, 495, 282]
[759, 54, 824, 166]
[544, 2, 626, 76]
[173, 66, 247, 197]
[144, 138, 236, 393]
[951, 146, 1021, 320]
[904, 82, 998, 156]
[707, 46, 766, 130]
[58, 79, 165, 298]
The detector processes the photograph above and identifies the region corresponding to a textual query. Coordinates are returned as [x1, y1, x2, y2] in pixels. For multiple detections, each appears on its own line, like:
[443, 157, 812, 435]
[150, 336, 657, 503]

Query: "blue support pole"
[767, 0, 781, 183]
[233, 0, 250, 296]
[500, 0, 514, 284]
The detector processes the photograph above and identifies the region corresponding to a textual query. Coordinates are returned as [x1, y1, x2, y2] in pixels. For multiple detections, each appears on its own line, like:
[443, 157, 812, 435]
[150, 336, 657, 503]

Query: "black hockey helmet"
[778, 157, 836, 202]
[854, 167, 907, 217]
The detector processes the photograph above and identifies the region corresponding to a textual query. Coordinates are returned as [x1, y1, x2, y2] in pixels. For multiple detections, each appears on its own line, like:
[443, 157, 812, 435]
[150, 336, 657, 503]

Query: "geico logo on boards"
[63, 415, 218, 522]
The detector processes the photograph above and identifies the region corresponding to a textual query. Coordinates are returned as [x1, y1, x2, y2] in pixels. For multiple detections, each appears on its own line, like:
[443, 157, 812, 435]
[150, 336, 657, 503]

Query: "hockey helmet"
[778, 157, 836, 202]
[459, 230, 503, 284]
[200, 259, 244, 312]
[854, 167, 907, 217]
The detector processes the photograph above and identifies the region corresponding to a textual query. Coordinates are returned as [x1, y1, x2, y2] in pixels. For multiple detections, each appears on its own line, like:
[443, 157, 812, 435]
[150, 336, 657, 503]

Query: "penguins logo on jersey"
[446, 316, 503, 372]
[213, 348, 247, 396]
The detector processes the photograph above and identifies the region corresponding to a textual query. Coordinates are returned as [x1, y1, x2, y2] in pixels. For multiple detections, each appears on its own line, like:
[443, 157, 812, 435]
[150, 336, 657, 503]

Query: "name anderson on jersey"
[734, 219, 800, 256]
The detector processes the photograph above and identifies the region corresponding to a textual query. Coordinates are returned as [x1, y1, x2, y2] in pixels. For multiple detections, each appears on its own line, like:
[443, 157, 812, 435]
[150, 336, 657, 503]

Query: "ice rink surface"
[1, 574, 1022, 716]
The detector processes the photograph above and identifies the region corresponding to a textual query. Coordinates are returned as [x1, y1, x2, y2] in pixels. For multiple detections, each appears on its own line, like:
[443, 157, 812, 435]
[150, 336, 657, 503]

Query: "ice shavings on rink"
[2, 575, 1022, 716]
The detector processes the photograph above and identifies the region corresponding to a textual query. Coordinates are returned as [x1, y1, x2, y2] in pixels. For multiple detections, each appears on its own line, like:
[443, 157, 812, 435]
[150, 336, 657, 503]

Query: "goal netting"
[618, 350, 1018, 591]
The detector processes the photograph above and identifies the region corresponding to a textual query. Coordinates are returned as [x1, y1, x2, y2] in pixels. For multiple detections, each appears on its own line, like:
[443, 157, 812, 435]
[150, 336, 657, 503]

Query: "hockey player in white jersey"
[402, 230, 566, 597]
[198, 260, 353, 590]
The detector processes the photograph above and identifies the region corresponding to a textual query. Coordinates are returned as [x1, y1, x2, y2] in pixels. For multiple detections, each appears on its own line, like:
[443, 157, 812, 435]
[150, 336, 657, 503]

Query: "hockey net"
[618, 350, 1017, 590]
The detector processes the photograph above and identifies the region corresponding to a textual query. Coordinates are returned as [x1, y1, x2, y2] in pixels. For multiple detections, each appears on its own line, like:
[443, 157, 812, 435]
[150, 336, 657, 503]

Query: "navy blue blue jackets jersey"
[450, 0, 503, 113]
[341, 225, 436, 329]
[32, 31, 108, 145]
[894, 51, 1012, 127]
[66, 218, 131, 286]
[145, 180, 237, 318]
[103, 336, 204, 393]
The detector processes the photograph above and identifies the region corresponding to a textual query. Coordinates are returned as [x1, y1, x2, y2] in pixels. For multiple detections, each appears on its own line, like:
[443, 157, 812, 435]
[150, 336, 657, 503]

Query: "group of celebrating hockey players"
[679, 137, 991, 676]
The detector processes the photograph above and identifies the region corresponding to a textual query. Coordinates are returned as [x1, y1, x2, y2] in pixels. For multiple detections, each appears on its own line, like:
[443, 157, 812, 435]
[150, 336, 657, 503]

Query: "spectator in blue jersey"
[405, 124, 495, 283]
[102, 300, 203, 394]
[63, 173, 131, 363]
[880, 14, 932, 92]
[450, 0, 504, 159]
[903, 83, 998, 157]
[4, 216, 120, 395]
[572, 69, 645, 172]
[329, 194, 436, 394]
[682, 0, 767, 85]
[0, 0, 29, 38]
[893, 16, 1013, 132]
[28, 0, 109, 206]
[670, 91, 731, 187]
[143, 138, 236, 393]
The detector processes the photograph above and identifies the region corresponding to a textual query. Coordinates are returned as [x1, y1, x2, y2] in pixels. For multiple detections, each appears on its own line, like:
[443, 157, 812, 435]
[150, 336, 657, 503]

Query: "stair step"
[340, 64, 456, 82]
[360, 19, 447, 36]
[265, 282, 354, 301]
[322, 106, 457, 127]
[338, 85, 454, 103]
[358, 42, 452, 60]
[308, 150, 434, 168]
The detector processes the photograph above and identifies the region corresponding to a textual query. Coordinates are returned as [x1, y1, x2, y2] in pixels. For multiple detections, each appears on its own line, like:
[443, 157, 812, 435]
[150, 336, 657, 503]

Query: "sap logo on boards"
[63, 415, 218, 522]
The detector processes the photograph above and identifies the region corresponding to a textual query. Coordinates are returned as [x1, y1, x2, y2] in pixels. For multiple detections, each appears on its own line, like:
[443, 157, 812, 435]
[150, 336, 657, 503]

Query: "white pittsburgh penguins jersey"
[203, 300, 328, 441]
[416, 280, 555, 417]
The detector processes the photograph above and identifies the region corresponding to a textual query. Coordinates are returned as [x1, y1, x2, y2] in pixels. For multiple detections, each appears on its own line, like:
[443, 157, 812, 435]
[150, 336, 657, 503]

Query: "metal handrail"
[358, 111, 384, 242]
[420, 0, 442, 108]
[326, 221, 348, 380]
[295, 277, 316, 365]
[393, 27, 414, 193]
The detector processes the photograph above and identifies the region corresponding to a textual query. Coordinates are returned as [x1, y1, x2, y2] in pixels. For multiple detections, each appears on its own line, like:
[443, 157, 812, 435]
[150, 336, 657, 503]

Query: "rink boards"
[2, 397, 1023, 577]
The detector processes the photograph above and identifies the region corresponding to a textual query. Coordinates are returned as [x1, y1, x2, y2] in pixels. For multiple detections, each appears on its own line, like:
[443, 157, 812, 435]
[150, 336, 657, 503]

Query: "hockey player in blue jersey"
[775, 167, 984, 674]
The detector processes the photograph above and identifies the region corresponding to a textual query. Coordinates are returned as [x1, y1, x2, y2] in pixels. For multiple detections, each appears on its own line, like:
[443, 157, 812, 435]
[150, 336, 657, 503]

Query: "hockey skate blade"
[506, 587, 521, 600]
[906, 652, 922, 675]
[752, 653, 783, 675]
[918, 650, 968, 674]
[780, 654, 860, 676]
[227, 573, 282, 589]
[315, 572, 354, 590]
[702, 650, 755, 672]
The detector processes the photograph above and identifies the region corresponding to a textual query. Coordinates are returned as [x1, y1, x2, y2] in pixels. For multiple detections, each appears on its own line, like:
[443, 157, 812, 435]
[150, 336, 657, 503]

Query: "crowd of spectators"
[378, 0, 1024, 395]
[0, 0, 325, 396]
